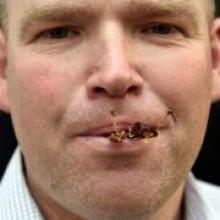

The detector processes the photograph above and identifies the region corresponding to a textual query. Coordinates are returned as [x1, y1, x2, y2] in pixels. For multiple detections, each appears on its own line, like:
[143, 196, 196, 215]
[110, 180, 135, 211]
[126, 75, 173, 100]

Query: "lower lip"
[75, 135, 158, 155]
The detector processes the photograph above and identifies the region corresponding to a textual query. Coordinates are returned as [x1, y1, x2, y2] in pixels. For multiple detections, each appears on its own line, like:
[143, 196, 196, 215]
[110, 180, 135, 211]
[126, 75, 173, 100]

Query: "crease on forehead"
[129, 0, 194, 14]
[19, 0, 199, 20]
[16, 0, 207, 37]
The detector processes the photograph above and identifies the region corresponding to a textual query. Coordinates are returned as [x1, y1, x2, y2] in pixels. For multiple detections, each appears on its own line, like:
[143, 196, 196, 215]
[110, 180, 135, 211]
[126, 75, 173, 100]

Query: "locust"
[108, 111, 158, 143]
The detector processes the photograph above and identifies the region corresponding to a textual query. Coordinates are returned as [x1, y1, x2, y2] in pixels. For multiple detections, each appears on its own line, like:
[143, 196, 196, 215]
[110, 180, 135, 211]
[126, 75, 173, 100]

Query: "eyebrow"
[131, 1, 202, 34]
[19, 0, 202, 38]
[128, 1, 197, 18]
[126, 1, 200, 28]
[19, 3, 99, 39]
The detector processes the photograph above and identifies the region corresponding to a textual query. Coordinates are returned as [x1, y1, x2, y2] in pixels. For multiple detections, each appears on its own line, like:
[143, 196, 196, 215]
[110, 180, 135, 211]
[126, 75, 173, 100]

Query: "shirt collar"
[184, 173, 216, 220]
[0, 147, 44, 220]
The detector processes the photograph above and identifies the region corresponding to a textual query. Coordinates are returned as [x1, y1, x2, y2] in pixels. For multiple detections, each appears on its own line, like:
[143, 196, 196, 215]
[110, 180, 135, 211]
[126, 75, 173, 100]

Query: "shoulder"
[195, 178, 220, 210]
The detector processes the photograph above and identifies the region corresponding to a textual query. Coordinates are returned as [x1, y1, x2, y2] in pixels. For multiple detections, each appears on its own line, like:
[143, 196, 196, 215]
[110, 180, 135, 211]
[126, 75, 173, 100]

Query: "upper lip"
[76, 120, 161, 137]
[79, 123, 134, 137]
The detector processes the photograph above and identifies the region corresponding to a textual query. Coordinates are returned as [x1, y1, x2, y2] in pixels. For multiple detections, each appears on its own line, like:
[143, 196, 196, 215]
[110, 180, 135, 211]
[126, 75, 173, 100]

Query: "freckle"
[110, 110, 117, 117]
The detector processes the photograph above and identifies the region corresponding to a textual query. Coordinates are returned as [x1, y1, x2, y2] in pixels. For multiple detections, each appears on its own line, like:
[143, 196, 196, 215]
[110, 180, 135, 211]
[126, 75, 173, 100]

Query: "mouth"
[104, 122, 158, 143]
[79, 122, 159, 143]
[75, 110, 171, 145]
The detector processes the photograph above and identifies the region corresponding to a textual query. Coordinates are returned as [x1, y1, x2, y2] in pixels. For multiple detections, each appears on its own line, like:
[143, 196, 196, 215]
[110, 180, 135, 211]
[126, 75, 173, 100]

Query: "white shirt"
[1, 147, 220, 220]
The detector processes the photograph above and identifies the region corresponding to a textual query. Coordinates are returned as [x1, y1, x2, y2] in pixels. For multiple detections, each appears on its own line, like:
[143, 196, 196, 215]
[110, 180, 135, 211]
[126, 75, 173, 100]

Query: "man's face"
[3, 0, 218, 219]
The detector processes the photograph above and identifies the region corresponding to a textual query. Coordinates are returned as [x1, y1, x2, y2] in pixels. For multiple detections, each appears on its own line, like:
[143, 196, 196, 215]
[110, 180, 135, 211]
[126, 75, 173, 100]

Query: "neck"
[148, 183, 185, 220]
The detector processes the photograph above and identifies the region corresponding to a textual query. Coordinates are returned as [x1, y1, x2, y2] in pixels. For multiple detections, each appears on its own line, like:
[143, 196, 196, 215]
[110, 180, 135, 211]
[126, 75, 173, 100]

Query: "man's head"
[0, 0, 220, 220]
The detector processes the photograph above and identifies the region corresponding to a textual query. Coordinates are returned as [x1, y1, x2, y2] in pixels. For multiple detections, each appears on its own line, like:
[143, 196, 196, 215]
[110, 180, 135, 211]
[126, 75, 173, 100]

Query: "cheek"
[8, 56, 81, 112]
[6, 55, 84, 144]
[143, 46, 212, 158]
[146, 46, 212, 114]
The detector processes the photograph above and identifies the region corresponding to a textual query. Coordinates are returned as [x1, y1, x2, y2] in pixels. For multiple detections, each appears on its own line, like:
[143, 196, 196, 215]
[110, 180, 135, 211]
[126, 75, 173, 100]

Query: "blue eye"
[41, 27, 80, 39]
[149, 25, 175, 34]
[141, 24, 181, 35]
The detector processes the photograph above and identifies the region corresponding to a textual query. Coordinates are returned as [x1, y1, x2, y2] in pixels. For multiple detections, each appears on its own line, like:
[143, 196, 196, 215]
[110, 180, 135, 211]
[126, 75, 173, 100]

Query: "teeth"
[107, 122, 158, 143]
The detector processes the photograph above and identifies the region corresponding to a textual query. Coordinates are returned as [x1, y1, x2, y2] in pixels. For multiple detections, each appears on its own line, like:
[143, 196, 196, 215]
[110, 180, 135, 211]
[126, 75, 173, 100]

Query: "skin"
[0, 0, 220, 219]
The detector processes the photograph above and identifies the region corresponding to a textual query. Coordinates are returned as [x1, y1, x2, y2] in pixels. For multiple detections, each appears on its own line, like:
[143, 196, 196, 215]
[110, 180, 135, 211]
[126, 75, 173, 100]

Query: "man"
[0, 0, 220, 219]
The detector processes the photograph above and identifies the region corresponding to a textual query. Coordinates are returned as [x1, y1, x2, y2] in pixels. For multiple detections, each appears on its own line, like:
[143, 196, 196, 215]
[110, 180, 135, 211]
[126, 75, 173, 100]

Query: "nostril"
[128, 85, 140, 94]
[94, 87, 105, 94]
[94, 85, 140, 96]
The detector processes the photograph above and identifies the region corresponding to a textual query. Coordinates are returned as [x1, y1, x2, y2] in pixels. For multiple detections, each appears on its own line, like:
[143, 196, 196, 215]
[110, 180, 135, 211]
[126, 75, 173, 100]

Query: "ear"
[0, 29, 9, 112]
[211, 18, 220, 102]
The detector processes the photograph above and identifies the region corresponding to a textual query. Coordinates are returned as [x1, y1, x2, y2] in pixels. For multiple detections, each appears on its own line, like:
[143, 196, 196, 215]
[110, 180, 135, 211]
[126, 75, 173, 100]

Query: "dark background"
[1, 1, 220, 183]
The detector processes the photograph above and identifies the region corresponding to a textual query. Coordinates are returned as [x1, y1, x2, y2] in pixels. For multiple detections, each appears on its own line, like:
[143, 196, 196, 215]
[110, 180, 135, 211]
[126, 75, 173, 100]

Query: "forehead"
[5, 0, 209, 34]
[6, 0, 207, 16]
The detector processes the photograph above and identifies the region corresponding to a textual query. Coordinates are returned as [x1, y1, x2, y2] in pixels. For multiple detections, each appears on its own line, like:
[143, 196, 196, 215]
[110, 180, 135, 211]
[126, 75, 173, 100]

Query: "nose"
[86, 23, 144, 99]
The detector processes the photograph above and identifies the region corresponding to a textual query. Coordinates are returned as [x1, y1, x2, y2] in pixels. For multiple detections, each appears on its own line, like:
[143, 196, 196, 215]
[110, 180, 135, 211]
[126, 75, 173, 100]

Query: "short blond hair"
[0, 0, 5, 28]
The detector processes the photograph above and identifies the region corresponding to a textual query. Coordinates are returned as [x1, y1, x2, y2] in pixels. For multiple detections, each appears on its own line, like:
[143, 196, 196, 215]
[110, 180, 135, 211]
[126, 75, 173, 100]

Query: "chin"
[55, 171, 182, 220]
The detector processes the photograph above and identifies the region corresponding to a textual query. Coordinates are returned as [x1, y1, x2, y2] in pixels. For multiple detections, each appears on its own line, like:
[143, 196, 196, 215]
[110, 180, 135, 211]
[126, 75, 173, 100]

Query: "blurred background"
[1, 1, 220, 183]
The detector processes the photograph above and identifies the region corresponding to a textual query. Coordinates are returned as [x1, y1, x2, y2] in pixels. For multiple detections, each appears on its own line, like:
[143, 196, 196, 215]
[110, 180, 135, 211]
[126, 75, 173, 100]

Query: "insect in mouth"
[108, 111, 159, 143]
